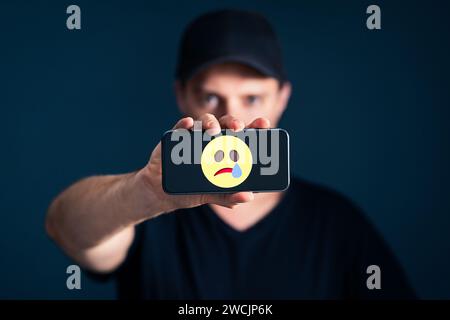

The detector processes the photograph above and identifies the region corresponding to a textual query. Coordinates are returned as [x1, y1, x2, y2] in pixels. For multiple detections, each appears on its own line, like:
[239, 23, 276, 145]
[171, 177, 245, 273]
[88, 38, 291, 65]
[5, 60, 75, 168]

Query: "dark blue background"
[1, 0, 449, 299]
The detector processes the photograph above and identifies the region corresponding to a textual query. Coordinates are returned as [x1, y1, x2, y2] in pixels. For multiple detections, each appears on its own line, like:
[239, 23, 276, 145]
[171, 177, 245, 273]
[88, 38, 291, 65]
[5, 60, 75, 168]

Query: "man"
[46, 9, 415, 299]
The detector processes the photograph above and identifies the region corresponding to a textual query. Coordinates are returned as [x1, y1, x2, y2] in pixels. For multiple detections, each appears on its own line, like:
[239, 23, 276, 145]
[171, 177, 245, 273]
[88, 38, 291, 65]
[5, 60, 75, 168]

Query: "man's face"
[176, 62, 291, 126]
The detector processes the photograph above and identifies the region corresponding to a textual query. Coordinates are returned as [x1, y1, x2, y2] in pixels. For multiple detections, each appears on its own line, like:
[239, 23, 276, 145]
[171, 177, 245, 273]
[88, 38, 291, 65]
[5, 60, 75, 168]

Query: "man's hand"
[138, 113, 271, 214]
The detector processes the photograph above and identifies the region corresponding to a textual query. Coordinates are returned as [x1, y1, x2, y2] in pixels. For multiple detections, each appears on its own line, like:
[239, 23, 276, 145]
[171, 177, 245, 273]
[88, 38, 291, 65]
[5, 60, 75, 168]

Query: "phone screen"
[161, 128, 290, 194]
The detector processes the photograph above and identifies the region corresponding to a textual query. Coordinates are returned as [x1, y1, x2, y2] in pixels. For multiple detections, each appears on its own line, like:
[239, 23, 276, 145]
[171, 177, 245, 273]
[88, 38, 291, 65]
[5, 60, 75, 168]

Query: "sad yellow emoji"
[201, 135, 253, 188]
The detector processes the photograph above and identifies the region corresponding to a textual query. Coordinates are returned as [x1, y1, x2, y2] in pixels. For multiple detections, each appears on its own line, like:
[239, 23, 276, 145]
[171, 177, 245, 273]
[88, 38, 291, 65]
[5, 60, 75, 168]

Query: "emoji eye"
[214, 150, 224, 162]
[229, 150, 239, 162]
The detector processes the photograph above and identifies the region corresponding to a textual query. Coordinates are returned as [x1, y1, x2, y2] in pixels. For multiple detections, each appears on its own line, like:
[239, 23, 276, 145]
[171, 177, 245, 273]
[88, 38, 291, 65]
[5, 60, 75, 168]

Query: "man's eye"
[246, 95, 260, 106]
[204, 94, 219, 108]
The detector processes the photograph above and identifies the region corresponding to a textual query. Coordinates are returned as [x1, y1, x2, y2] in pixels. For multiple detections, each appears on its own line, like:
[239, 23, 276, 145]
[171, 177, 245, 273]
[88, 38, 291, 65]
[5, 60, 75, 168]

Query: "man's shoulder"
[290, 176, 358, 208]
[288, 176, 369, 227]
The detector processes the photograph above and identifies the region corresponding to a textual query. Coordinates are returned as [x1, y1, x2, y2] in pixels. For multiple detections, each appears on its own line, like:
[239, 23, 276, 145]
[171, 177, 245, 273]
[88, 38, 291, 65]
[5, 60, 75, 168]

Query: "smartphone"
[161, 128, 290, 194]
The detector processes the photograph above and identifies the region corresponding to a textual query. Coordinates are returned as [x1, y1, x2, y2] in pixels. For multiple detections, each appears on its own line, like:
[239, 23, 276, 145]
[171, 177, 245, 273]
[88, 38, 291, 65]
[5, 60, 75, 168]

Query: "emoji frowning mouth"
[214, 167, 233, 176]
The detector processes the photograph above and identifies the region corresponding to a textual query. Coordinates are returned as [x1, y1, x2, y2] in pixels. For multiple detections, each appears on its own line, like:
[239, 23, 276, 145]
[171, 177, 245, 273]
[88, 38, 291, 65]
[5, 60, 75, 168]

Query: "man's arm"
[45, 172, 157, 273]
[45, 114, 267, 273]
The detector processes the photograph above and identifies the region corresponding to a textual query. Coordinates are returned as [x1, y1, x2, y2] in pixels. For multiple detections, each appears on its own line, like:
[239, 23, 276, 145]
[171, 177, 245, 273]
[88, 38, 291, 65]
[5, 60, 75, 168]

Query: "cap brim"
[183, 55, 282, 82]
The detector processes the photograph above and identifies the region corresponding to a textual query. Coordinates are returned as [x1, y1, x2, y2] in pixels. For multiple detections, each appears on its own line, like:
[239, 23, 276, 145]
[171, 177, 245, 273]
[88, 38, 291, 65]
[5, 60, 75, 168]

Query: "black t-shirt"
[94, 177, 415, 299]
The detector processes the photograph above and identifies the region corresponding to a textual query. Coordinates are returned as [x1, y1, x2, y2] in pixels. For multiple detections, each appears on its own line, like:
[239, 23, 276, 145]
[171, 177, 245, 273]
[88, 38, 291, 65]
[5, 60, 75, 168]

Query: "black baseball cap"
[175, 9, 287, 84]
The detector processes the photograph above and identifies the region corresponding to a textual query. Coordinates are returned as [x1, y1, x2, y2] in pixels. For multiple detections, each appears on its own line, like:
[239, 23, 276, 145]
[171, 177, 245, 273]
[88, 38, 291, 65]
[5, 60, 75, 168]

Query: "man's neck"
[209, 192, 284, 232]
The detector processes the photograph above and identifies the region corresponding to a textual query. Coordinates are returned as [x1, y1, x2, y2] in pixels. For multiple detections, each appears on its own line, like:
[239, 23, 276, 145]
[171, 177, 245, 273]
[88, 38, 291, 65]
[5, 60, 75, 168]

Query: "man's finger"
[172, 117, 194, 130]
[202, 192, 254, 208]
[219, 115, 245, 132]
[199, 113, 221, 135]
[247, 117, 271, 129]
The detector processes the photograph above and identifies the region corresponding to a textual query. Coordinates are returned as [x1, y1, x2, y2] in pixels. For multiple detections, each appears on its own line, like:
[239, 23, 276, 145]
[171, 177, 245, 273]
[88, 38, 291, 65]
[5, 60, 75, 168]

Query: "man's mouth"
[214, 167, 233, 176]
